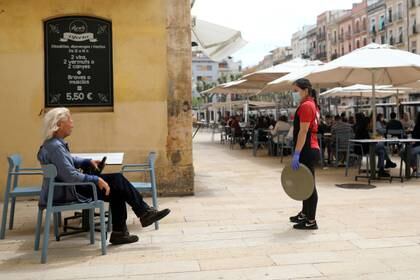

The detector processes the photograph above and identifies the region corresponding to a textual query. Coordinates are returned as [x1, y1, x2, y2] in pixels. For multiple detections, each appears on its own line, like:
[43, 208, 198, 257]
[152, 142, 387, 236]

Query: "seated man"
[38, 108, 170, 245]
[386, 112, 404, 137]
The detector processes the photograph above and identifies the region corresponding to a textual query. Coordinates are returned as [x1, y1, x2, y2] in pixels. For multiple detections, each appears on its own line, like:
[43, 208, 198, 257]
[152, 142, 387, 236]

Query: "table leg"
[369, 142, 376, 180]
[405, 144, 412, 179]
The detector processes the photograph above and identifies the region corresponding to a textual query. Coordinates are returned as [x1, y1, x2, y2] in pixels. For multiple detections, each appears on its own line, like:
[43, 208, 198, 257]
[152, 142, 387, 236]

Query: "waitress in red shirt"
[289, 78, 321, 230]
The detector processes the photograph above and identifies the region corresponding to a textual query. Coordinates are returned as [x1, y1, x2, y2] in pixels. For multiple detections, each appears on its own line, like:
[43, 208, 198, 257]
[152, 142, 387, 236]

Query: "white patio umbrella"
[304, 43, 420, 134]
[319, 84, 407, 98]
[201, 80, 259, 96]
[259, 62, 325, 94]
[226, 59, 324, 93]
[191, 18, 247, 62]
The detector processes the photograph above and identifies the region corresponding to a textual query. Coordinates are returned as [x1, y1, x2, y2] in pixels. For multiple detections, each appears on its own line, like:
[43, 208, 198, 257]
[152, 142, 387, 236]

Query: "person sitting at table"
[38, 108, 171, 245]
[404, 112, 420, 174]
[230, 115, 247, 148]
[270, 115, 291, 155]
[331, 115, 353, 165]
[376, 113, 387, 136]
[401, 112, 415, 133]
[386, 112, 403, 137]
[354, 113, 397, 177]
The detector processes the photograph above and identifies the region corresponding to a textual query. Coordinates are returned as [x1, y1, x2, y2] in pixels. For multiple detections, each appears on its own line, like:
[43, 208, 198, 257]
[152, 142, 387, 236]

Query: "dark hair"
[390, 112, 397, 119]
[293, 78, 319, 109]
[279, 115, 288, 122]
[376, 113, 383, 122]
[334, 115, 341, 121]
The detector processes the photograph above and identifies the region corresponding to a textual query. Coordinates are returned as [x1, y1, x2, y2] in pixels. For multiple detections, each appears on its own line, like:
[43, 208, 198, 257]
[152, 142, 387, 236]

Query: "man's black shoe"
[289, 212, 307, 224]
[293, 220, 318, 230]
[140, 208, 171, 228]
[378, 169, 391, 177]
[385, 161, 397, 169]
[109, 231, 139, 245]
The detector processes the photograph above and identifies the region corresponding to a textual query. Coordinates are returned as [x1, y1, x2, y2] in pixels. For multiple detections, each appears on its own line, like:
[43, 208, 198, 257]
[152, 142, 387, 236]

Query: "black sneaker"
[385, 161, 397, 169]
[289, 212, 307, 224]
[378, 169, 391, 177]
[293, 220, 318, 230]
[140, 208, 171, 228]
[109, 231, 139, 245]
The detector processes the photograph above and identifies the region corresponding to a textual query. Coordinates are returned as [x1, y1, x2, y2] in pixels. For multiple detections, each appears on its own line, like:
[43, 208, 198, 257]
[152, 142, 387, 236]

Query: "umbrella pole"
[396, 89, 400, 119]
[371, 70, 377, 137]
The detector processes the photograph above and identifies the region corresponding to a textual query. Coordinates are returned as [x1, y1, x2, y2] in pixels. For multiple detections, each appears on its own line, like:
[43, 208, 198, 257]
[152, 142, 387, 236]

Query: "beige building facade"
[0, 0, 194, 198]
[385, 0, 409, 50]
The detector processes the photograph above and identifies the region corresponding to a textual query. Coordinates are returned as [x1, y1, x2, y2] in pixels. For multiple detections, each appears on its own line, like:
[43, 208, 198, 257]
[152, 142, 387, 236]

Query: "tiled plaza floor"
[1, 131, 420, 279]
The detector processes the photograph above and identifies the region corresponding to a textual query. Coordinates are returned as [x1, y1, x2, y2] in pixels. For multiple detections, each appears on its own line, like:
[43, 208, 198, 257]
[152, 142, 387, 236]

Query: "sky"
[192, 0, 358, 67]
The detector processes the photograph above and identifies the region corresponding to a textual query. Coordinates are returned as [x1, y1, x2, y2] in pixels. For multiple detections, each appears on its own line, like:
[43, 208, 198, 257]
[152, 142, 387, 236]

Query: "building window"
[397, 3, 403, 19]
[388, 8, 393, 23]
[356, 40, 360, 49]
[363, 37, 367, 46]
[362, 17, 367, 30]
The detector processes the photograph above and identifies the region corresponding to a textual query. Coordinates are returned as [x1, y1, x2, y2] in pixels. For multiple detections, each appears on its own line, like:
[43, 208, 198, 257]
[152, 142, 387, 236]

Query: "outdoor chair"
[398, 147, 420, 181]
[253, 129, 270, 156]
[271, 132, 294, 163]
[345, 141, 366, 176]
[333, 132, 354, 167]
[0, 154, 43, 239]
[385, 129, 405, 154]
[220, 125, 228, 144]
[34, 164, 106, 264]
[119, 152, 159, 231]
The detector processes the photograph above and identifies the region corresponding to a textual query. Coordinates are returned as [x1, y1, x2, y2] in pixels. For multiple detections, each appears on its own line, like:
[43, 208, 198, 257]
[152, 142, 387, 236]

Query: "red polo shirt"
[297, 97, 320, 150]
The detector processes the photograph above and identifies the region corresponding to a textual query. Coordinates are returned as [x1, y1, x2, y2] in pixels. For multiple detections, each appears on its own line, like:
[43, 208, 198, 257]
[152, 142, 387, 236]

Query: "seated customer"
[270, 115, 290, 138]
[408, 112, 420, 173]
[401, 112, 415, 132]
[386, 112, 403, 137]
[376, 113, 387, 136]
[38, 108, 170, 245]
[354, 113, 397, 177]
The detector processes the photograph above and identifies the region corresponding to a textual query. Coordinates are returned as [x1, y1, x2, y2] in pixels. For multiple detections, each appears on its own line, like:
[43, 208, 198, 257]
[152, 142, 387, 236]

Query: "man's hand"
[90, 159, 102, 170]
[98, 177, 110, 196]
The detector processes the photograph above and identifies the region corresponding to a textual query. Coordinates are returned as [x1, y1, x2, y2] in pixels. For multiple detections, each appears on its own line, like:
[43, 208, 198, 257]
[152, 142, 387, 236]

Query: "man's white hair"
[42, 107, 70, 141]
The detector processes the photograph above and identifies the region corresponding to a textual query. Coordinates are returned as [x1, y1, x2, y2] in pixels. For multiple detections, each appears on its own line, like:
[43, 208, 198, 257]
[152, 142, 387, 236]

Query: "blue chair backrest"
[148, 152, 157, 168]
[41, 164, 57, 179]
[7, 154, 22, 191]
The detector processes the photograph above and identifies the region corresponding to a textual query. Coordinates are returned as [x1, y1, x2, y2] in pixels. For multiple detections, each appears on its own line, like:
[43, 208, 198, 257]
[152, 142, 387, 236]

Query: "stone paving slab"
[1, 132, 420, 279]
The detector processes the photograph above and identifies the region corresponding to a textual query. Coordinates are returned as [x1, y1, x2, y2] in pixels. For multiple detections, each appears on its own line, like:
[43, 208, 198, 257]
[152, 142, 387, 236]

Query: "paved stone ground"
[1, 131, 420, 279]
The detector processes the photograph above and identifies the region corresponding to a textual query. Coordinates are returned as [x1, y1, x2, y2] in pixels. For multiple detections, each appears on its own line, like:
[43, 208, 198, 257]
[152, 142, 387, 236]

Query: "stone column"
[161, 0, 194, 195]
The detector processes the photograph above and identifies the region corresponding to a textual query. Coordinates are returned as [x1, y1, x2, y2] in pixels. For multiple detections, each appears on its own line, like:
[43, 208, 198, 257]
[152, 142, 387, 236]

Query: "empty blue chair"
[34, 164, 106, 264]
[119, 152, 159, 230]
[0, 154, 43, 239]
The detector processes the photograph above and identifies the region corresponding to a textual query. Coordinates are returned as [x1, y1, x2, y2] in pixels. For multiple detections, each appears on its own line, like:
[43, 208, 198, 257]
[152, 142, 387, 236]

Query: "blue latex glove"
[291, 151, 301, 171]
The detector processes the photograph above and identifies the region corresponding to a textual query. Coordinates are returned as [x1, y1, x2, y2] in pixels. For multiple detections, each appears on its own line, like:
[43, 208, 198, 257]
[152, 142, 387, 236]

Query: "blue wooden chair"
[0, 154, 43, 239]
[34, 164, 106, 264]
[119, 152, 159, 230]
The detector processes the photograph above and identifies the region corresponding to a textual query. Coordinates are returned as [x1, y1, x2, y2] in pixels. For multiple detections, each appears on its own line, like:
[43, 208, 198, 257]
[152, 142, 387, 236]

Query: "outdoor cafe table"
[349, 139, 420, 182]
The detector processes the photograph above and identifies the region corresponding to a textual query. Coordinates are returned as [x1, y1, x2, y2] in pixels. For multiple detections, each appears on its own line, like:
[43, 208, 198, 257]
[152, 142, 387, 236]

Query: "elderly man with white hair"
[37, 107, 170, 245]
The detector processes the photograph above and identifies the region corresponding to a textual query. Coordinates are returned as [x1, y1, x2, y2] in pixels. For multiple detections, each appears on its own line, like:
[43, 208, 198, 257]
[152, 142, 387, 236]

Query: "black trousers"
[77, 173, 150, 232]
[299, 148, 320, 220]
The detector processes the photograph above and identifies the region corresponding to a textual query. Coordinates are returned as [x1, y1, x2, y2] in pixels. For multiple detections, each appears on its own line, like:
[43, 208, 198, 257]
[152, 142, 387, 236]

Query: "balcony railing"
[338, 34, 344, 42]
[345, 32, 352, 40]
[317, 33, 326, 40]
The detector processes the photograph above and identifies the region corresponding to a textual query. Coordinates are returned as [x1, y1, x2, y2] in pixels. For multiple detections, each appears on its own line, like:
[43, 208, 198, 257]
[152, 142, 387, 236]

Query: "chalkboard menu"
[44, 16, 113, 107]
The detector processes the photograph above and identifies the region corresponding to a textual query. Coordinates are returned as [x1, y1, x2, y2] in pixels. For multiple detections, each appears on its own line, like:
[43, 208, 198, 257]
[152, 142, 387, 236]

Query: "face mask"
[292, 92, 301, 104]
